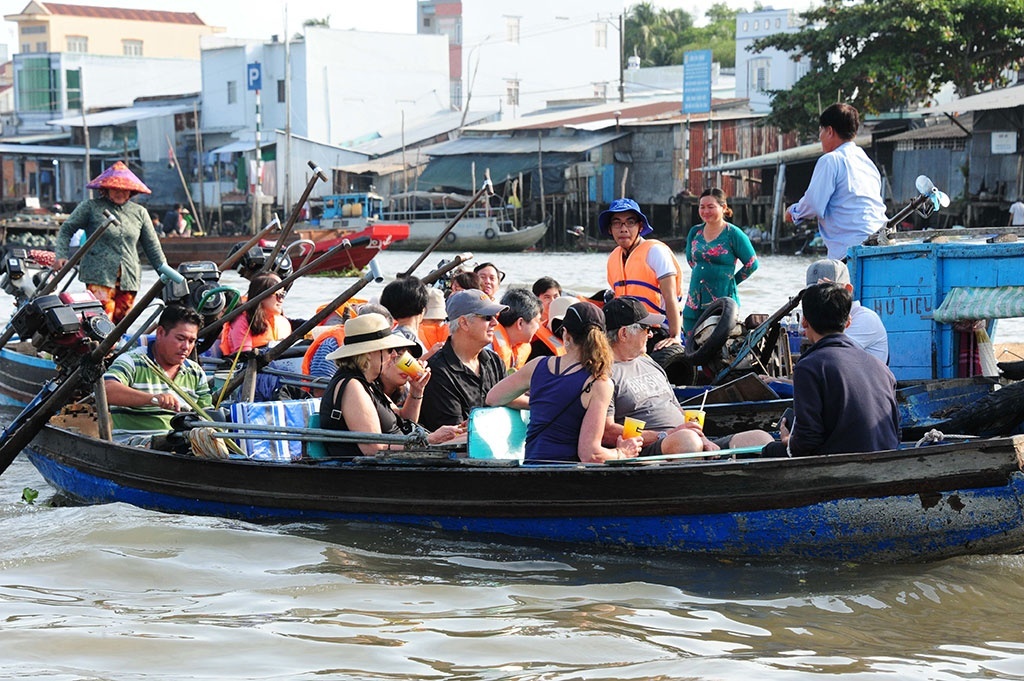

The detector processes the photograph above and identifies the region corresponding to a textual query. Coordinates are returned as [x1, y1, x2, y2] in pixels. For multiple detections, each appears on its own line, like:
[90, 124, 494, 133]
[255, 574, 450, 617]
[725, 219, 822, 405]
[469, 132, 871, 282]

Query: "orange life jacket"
[490, 324, 533, 371]
[418, 319, 449, 350]
[301, 325, 346, 375]
[606, 239, 683, 316]
[219, 312, 291, 355]
[531, 324, 566, 356]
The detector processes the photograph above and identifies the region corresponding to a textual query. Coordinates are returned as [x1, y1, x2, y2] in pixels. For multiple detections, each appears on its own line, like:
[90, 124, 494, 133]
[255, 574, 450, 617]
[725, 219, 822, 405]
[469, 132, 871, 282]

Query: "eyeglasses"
[274, 291, 287, 301]
[610, 218, 640, 229]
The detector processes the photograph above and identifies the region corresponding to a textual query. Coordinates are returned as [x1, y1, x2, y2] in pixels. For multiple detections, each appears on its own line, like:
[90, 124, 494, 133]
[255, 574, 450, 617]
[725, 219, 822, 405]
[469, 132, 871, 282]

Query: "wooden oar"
[218, 216, 282, 272]
[420, 252, 473, 286]
[398, 172, 492, 278]
[216, 260, 384, 400]
[0, 210, 119, 350]
[260, 160, 328, 275]
[0, 269, 186, 477]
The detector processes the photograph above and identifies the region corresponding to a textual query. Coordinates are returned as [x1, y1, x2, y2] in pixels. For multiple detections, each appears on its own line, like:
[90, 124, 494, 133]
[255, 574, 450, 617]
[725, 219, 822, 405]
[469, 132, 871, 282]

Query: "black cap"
[559, 302, 605, 336]
[603, 297, 666, 332]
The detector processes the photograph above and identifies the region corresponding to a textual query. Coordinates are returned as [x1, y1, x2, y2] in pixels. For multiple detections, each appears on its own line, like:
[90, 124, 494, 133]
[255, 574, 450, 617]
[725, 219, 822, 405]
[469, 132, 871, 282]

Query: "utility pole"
[618, 13, 625, 103]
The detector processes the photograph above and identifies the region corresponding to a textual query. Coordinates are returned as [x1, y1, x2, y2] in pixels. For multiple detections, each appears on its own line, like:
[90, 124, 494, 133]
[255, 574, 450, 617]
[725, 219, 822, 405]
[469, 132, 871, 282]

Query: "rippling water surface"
[2, 249, 1024, 679]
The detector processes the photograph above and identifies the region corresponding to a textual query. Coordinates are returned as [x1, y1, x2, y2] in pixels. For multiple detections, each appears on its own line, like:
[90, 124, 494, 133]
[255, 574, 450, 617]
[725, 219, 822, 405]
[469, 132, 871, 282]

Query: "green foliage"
[751, 0, 1024, 135]
[303, 16, 331, 28]
[625, 2, 741, 68]
[21, 487, 38, 504]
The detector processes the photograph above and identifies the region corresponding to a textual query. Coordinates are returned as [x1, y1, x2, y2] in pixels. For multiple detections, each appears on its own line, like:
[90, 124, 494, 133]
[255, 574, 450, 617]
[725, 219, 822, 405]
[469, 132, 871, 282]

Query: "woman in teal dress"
[683, 188, 759, 334]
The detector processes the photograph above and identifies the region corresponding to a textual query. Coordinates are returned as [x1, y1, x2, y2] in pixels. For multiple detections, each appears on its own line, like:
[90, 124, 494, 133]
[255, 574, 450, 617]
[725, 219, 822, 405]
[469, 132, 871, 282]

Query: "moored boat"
[24, 423, 1024, 562]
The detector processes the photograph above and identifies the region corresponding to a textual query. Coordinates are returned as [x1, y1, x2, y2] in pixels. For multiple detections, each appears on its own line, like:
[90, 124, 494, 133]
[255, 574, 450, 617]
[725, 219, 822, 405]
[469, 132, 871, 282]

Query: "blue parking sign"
[247, 62, 262, 91]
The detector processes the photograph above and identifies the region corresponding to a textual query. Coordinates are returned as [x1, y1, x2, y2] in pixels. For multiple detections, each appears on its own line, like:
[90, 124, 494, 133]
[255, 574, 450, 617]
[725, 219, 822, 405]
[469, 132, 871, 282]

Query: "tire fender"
[684, 298, 739, 365]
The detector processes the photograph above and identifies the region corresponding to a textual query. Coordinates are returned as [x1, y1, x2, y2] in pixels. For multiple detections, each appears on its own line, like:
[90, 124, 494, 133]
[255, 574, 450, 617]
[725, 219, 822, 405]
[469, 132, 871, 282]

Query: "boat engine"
[9, 291, 115, 369]
[162, 261, 227, 318]
[0, 248, 52, 307]
[229, 242, 293, 281]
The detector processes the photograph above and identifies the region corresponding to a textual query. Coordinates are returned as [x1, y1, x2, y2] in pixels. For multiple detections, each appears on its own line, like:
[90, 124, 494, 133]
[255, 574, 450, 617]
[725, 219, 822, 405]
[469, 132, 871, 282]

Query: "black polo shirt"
[418, 338, 506, 431]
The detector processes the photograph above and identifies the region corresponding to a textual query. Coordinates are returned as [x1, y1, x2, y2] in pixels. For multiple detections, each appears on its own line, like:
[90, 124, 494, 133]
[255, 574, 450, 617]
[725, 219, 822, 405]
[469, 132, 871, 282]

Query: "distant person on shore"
[684, 188, 759, 335]
[785, 103, 888, 260]
[805, 259, 888, 363]
[603, 198, 683, 349]
[1010, 199, 1024, 226]
[761, 282, 899, 458]
[54, 161, 169, 323]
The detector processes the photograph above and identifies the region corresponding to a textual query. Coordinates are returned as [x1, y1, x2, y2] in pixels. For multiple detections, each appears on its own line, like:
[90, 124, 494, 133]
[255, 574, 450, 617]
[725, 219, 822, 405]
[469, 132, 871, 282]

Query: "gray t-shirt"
[609, 354, 685, 430]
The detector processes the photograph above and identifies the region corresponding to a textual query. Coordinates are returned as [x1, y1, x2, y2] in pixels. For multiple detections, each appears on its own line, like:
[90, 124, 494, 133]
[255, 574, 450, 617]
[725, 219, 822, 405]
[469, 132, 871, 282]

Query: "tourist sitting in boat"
[761, 283, 899, 458]
[473, 262, 504, 301]
[103, 305, 212, 445]
[418, 289, 511, 431]
[601, 297, 773, 456]
[805, 259, 888, 363]
[379, 275, 429, 359]
[449, 270, 480, 295]
[532, 276, 562, 325]
[304, 303, 393, 383]
[491, 288, 542, 372]
[531, 296, 572, 358]
[220, 273, 292, 356]
[487, 301, 641, 463]
[319, 313, 463, 459]
[418, 288, 450, 350]
[54, 161, 170, 323]
[530, 277, 565, 358]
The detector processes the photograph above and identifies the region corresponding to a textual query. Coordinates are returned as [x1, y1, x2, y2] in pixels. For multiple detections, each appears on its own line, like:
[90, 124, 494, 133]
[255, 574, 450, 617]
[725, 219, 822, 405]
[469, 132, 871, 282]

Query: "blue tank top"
[525, 358, 591, 463]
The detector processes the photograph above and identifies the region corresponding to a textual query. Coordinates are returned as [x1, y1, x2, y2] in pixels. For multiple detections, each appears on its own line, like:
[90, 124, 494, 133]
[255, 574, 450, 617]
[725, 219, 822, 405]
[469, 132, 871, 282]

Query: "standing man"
[603, 198, 684, 349]
[104, 305, 212, 443]
[785, 103, 888, 260]
[762, 283, 899, 457]
[1009, 198, 1024, 226]
[418, 289, 510, 430]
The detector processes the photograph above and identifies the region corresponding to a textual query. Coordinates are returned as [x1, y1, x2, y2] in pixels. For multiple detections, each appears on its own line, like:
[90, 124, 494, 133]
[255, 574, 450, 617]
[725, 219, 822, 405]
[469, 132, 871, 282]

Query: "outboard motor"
[9, 291, 115, 370]
[161, 261, 227, 318]
[0, 248, 52, 306]
[228, 241, 293, 281]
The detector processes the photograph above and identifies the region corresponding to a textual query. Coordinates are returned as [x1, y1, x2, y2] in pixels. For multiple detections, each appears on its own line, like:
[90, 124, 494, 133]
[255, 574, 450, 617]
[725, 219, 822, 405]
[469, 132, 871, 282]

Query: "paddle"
[0, 269, 186, 477]
[215, 260, 384, 400]
[397, 172, 493, 278]
[0, 210, 119, 351]
[260, 160, 328, 275]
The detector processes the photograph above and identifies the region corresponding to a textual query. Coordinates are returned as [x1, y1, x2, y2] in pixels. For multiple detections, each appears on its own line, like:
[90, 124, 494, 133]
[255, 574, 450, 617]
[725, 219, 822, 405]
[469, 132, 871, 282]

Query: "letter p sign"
[247, 62, 262, 91]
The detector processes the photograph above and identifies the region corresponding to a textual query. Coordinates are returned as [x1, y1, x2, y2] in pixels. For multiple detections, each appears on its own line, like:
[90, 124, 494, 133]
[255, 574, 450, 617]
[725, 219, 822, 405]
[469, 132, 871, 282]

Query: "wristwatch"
[150, 396, 159, 405]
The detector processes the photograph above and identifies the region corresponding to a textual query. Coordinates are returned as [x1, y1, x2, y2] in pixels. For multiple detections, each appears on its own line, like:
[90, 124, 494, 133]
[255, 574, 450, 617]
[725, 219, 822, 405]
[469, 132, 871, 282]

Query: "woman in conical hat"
[55, 161, 169, 322]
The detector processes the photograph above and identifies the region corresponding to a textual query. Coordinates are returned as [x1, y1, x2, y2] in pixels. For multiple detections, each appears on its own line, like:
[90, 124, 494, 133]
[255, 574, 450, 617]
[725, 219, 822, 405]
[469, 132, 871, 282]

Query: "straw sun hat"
[85, 161, 152, 195]
[324, 313, 415, 361]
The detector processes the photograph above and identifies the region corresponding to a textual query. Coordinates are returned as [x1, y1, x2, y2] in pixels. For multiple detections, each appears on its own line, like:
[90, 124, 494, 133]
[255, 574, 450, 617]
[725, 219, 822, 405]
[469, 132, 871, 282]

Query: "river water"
[2, 248, 1024, 679]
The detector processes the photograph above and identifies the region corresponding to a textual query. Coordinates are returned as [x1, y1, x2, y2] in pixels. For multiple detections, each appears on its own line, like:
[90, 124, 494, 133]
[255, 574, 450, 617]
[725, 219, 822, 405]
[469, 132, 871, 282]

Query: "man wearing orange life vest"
[603, 198, 683, 350]
[491, 288, 541, 371]
[531, 294, 569, 358]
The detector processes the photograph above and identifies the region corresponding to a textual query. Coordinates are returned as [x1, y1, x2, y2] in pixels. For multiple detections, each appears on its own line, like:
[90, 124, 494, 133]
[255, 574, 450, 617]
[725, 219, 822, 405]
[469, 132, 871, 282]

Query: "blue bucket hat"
[598, 198, 653, 237]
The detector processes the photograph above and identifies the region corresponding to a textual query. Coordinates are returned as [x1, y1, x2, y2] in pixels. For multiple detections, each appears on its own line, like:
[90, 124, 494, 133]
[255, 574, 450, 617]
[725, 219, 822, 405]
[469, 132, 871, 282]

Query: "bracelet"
[409, 394, 423, 400]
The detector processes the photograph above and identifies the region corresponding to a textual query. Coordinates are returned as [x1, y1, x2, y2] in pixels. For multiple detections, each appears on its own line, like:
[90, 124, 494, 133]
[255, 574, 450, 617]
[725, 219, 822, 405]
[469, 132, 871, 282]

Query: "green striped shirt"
[104, 347, 212, 434]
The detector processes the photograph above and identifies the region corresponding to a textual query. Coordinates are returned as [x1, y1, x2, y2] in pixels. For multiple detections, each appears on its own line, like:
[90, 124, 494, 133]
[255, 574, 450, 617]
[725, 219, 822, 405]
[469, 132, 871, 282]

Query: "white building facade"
[418, 1, 624, 117]
[734, 8, 809, 114]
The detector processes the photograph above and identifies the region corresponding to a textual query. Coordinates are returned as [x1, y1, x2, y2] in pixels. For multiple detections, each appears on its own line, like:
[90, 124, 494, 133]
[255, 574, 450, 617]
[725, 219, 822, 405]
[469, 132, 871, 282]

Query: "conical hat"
[86, 161, 151, 194]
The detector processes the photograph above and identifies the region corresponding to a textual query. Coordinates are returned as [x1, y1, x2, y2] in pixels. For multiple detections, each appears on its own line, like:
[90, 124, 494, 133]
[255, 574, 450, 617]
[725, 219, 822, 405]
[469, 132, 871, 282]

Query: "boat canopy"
[933, 286, 1024, 323]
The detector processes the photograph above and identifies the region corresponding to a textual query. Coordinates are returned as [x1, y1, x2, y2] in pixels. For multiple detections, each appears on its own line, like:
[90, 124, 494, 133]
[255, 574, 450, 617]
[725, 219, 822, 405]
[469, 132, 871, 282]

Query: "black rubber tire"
[649, 343, 696, 386]
[684, 298, 739, 366]
[444, 232, 457, 244]
[484, 227, 496, 240]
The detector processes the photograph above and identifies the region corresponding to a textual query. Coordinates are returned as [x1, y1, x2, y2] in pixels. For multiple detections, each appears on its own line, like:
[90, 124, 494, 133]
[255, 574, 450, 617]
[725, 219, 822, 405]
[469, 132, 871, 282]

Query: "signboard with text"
[247, 62, 262, 91]
[682, 49, 712, 114]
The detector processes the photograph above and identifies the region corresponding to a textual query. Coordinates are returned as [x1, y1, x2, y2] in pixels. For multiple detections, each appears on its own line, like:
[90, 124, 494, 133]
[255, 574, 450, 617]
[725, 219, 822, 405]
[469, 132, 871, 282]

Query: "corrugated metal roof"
[47, 104, 195, 128]
[343, 110, 499, 157]
[0, 143, 117, 156]
[699, 136, 871, 172]
[467, 99, 684, 132]
[33, 3, 207, 25]
[878, 121, 970, 143]
[416, 153, 577, 193]
[927, 85, 1024, 115]
[426, 131, 627, 156]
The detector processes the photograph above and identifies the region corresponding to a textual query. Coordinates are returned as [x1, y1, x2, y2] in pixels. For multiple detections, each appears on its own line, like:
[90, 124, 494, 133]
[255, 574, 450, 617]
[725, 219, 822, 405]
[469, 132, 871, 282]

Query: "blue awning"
[932, 286, 1024, 322]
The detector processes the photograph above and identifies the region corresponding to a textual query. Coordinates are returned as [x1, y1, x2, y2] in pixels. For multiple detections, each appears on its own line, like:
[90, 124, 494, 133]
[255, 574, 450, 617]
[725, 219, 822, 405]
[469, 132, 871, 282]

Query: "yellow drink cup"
[622, 417, 645, 439]
[683, 409, 706, 429]
[396, 351, 425, 380]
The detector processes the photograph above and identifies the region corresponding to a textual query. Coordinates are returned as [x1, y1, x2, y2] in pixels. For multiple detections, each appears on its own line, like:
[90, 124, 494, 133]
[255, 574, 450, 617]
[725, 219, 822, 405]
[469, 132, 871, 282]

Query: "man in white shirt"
[1009, 200, 1024, 226]
[786, 103, 889, 260]
[806, 259, 888, 363]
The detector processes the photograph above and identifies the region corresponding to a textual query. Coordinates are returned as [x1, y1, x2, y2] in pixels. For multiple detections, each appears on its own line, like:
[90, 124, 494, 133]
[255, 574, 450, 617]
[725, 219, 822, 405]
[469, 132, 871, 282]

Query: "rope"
[914, 429, 979, 448]
[189, 426, 232, 459]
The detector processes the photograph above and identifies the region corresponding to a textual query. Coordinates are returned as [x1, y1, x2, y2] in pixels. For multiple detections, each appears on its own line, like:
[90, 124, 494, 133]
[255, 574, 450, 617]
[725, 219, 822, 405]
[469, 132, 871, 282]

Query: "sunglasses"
[274, 291, 287, 301]
[474, 314, 495, 322]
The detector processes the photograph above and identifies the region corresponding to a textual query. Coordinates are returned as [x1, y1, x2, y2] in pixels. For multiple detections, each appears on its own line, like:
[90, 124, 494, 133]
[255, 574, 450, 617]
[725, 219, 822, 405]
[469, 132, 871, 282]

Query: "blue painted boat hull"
[24, 426, 1024, 562]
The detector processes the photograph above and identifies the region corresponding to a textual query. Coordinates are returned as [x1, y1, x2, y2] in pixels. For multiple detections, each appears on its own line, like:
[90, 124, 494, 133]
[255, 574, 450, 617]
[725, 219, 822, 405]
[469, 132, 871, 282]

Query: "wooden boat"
[311, 191, 547, 253]
[23, 422, 1024, 562]
[157, 223, 408, 273]
[0, 340, 56, 407]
